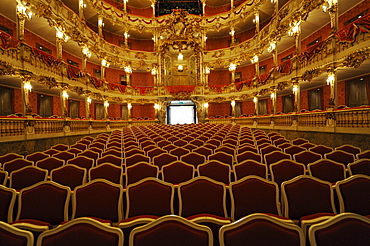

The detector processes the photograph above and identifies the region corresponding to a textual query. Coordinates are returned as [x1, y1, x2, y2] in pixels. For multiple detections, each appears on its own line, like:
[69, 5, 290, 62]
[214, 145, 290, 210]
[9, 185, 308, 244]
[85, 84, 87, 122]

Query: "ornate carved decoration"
[37, 76, 58, 89]
[341, 49, 370, 69]
[0, 61, 16, 76]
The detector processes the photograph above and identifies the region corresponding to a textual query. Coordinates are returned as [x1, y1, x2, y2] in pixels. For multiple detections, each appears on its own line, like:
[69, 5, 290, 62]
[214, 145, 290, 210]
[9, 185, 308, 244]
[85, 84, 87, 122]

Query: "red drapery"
[0, 31, 20, 50]
[132, 86, 154, 95]
[165, 85, 196, 94]
[276, 59, 292, 74]
[210, 84, 228, 93]
[33, 48, 61, 67]
[89, 76, 105, 88]
[336, 13, 370, 42]
[67, 65, 85, 79]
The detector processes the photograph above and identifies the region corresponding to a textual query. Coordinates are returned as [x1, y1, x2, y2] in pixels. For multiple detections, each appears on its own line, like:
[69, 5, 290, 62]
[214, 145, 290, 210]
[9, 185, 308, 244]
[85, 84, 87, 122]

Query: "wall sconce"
[79, 0, 86, 9]
[250, 55, 259, 64]
[267, 41, 276, 53]
[87, 97, 92, 103]
[98, 18, 104, 27]
[24, 81, 32, 91]
[177, 65, 184, 72]
[101, 59, 110, 67]
[204, 102, 209, 108]
[56, 28, 69, 42]
[253, 13, 259, 24]
[271, 0, 277, 3]
[62, 91, 69, 99]
[154, 103, 160, 109]
[124, 32, 130, 39]
[292, 84, 299, 94]
[231, 100, 236, 107]
[151, 67, 157, 75]
[327, 73, 335, 86]
[288, 20, 301, 36]
[127, 103, 132, 109]
[104, 101, 109, 107]
[82, 46, 91, 58]
[229, 63, 236, 71]
[204, 66, 210, 74]
[229, 29, 235, 36]
[270, 92, 275, 99]
[322, 0, 338, 12]
[177, 52, 183, 61]
[253, 97, 258, 103]
[124, 66, 132, 74]
[17, 3, 33, 20]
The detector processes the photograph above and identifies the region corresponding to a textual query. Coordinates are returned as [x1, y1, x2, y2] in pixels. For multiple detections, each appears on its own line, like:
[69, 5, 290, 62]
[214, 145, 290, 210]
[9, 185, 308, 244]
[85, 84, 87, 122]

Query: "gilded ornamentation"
[0, 61, 16, 76]
[37, 76, 58, 89]
[342, 49, 370, 69]
[135, 52, 148, 60]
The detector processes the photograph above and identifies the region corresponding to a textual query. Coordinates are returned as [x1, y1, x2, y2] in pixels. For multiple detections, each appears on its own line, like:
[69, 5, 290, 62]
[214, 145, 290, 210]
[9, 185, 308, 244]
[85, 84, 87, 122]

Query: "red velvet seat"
[72, 179, 123, 225]
[36, 157, 65, 174]
[357, 150, 370, 159]
[126, 162, 158, 187]
[101, 149, 122, 158]
[169, 147, 191, 158]
[348, 159, 370, 176]
[219, 213, 304, 246]
[308, 213, 370, 246]
[51, 164, 87, 190]
[308, 159, 346, 183]
[3, 158, 33, 175]
[125, 154, 150, 167]
[89, 163, 123, 185]
[270, 160, 306, 186]
[236, 151, 262, 164]
[153, 153, 178, 168]
[309, 145, 333, 158]
[12, 181, 71, 231]
[96, 154, 123, 167]
[52, 151, 75, 162]
[208, 152, 233, 167]
[325, 150, 355, 165]
[129, 215, 213, 246]
[161, 161, 195, 185]
[0, 185, 17, 222]
[291, 138, 309, 145]
[37, 217, 123, 246]
[335, 175, 370, 215]
[285, 145, 306, 158]
[0, 170, 8, 186]
[51, 144, 69, 151]
[230, 176, 282, 221]
[180, 152, 206, 168]
[198, 161, 231, 184]
[264, 150, 291, 167]
[233, 160, 267, 180]
[26, 152, 49, 163]
[335, 144, 361, 156]
[78, 150, 100, 161]
[0, 221, 33, 246]
[293, 150, 322, 167]
[9, 166, 48, 191]
[67, 156, 94, 170]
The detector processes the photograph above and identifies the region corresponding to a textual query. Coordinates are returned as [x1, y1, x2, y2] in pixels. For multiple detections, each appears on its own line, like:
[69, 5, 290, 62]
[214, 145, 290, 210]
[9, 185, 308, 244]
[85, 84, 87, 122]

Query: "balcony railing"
[0, 117, 158, 141]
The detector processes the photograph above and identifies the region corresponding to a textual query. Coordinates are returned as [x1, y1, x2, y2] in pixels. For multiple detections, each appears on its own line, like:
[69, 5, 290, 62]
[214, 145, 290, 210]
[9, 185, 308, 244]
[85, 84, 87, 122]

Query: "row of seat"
[1, 174, 370, 245]
[3, 212, 370, 246]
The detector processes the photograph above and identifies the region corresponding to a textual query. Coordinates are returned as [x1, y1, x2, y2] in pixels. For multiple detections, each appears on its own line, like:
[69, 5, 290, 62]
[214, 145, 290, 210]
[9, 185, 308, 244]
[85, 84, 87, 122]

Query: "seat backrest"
[335, 175, 370, 215]
[308, 213, 370, 246]
[233, 160, 267, 180]
[89, 163, 123, 185]
[129, 215, 212, 246]
[293, 150, 322, 167]
[125, 154, 150, 167]
[230, 176, 281, 221]
[36, 157, 65, 173]
[51, 144, 69, 151]
[270, 160, 306, 186]
[264, 151, 291, 166]
[0, 221, 33, 246]
[72, 179, 123, 223]
[101, 149, 122, 158]
[178, 177, 227, 218]
[309, 145, 333, 158]
[70, 143, 88, 151]
[198, 161, 231, 185]
[0, 170, 8, 186]
[67, 156, 94, 170]
[0, 153, 24, 166]
[285, 146, 306, 157]
[236, 151, 262, 164]
[161, 161, 195, 184]
[219, 213, 304, 246]
[180, 152, 206, 168]
[126, 162, 159, 187]
[36, 217, 123, 246]
[0, 185, 17, 222]
[96, 154, 123, 167]
[126, 178, 174, 218]
[335, 144, 361, 155]
[291, 138, 309, 145]
[308, 159, 346, 183]
[50, 164, 86, 190]
[208, 152, 233, 166]
[78, 150, 100, 161]
[26, 152, 49, 163]
[52, 151, 75, 162]
[324, 150, 355, 165]
[237, 145, 258, 154]
[124, 148, 145, 158]
[10, 166, 48, 191]
[169, 147, 191, 158]
[17, 181, 71, 225]
[153, 153, 178, 168]
[215, 146, 235, 156]
[3, 158, 33, 174]
[147, 148, 167, 159]
[348, 159, 370, 176]
[281, 175, 336, 220]
[357, 150, 370, 159]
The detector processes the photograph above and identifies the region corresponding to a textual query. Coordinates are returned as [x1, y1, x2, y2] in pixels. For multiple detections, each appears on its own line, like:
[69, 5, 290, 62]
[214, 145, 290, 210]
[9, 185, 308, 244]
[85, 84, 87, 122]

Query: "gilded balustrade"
[273, 114, 294, 127]
[69, 120, 90, 132]
[255, 117, 271, 126]
[0, 118, 25, 137]
[336, 108, 370, 128]
[297, 111, 327, 128]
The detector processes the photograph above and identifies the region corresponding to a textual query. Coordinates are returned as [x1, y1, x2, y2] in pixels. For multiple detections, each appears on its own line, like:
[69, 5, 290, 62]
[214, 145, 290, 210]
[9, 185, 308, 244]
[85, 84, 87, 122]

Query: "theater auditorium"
[1, 0, 370, 245]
